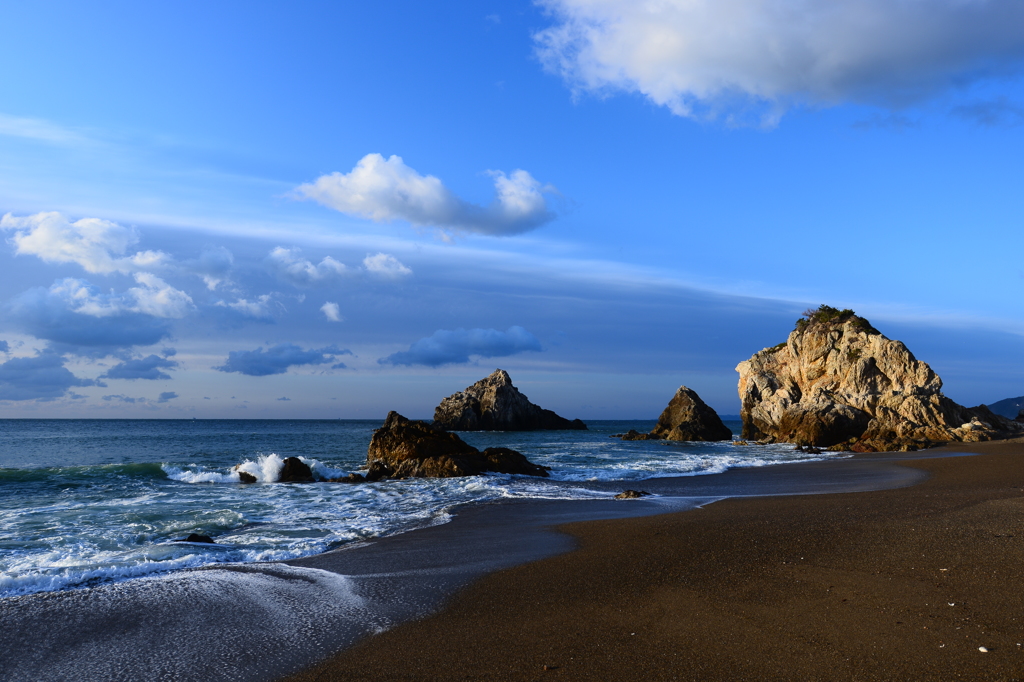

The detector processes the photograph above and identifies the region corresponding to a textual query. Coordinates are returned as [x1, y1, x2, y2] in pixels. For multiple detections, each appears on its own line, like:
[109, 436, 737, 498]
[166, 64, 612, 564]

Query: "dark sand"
[287, 439, 1024, 682]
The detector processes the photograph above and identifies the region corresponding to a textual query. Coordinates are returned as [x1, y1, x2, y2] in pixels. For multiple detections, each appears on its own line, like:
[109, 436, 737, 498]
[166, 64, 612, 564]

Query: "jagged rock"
[237, 471, 257, 484]
[615, 490, 650, 499]
[1017, 408, 1024, 423]
[433, 369, 587, 431]
[736, 305, 1022, 451]
[649, 386, 733, 441]
[176, 533, 215, 544]
[367, 411, 550, 479]
[278, 457, 315, 483]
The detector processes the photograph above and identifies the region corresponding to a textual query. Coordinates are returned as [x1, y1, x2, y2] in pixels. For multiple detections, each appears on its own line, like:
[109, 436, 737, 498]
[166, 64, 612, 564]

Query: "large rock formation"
[650, 386, 733, 441]
[433, 369, 586, 431]
[736, 306, 1021, 452]
[366, 411, 550, 479]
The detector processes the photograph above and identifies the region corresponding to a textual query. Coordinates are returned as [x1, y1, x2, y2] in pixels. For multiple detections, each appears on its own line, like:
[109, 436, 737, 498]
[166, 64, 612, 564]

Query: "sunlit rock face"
[736, 306, 1020, 452]
[433, 369, 586, 431]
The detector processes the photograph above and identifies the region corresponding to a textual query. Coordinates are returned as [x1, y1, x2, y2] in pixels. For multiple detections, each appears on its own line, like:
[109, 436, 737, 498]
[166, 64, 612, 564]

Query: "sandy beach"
[287, 438, 1024, 682]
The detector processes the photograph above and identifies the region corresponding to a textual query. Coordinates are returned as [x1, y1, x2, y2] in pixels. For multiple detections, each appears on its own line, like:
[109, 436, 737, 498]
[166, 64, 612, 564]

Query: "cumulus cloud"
[379, 325, 543, 367]
[1, 212, 236, 290]
[363, 253, 412, 278]
[295, 154, 556, 236]
[535, 0, 1024, 122]
[215, 343, 353, 377]
[320, 302, 343, 322]
[0, 352, 99, 401]
[266, 247, 347, 286]
[1, 212, 172, 274]
[101, 354, 179, 380]
[14, 275, 192, 321]
[157, 391, 178, 402]
[6, 279, 177, 352]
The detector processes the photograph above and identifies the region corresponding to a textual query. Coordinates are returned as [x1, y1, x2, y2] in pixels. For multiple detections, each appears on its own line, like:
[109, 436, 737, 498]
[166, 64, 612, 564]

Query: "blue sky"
[0, 0, 1022, 418]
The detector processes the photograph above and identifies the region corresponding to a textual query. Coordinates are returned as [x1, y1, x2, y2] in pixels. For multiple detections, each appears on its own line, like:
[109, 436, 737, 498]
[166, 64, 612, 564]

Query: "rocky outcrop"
[278, 457, 315, 482]
[176, 534, 215, 544]
[612, 387, 732, 442]
[650, 386, 733, 441]
[433, 370, 586, 431]
[736, 306, 1021, 452]
[366, 412, 550, 479]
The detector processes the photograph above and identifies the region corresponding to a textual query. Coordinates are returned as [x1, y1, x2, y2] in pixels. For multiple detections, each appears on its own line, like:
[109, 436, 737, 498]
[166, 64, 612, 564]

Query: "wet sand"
[287, 438, 1024, 682]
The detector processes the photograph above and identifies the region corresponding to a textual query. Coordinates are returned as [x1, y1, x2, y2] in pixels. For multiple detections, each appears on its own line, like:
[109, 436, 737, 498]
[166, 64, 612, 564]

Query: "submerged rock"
[176, 533, 215, 544]
[615, 429, 662, 441]
[278, 457, 315, 483]
[614, 490, 650, 499]
[650, 386, 733, 442]
[366, 411, 550, 479]
[433, 369, 587, 431]
[736, 305, 1022, 451]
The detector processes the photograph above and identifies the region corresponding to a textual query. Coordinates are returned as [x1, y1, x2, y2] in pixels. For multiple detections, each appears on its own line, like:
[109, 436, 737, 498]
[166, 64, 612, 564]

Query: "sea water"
[0, 419, 839, 598]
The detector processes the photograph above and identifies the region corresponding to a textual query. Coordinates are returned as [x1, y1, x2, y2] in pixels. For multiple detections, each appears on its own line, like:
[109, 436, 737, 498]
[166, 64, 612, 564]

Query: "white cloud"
[127, 273, 194, 319]
[267, 247, 348, 286]
[1, 211, 173, 275]
[1, 212, 236, 291]
[320, 302, 343, 322]
[362, 253, 412, 278]
[535, 0, 1024, 122]
[295, 154, 556, 236]
[45, 275, 193, 319]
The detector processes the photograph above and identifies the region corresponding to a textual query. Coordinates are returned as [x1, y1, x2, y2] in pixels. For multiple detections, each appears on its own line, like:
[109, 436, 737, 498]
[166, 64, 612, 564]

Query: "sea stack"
[736, 305, 1021, 451]
[650, 386, 733, 441]
[433, 369, 587, 431]
[366, 411, 550, 479]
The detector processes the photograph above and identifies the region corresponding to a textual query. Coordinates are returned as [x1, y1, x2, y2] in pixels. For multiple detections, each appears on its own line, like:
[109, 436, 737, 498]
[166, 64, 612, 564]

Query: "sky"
[0, 0, 1022, 419]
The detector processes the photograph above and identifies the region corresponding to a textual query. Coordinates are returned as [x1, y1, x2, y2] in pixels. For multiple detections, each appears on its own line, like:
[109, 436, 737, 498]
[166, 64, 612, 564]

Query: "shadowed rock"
[737, 305, 1022, 451]
[278, 457, 315, 483]
[237, 471, 257, 484]
[176, 534, 215, 544]
[433, 369, 586, 431]
[650, 386, 733, 441]
[615, 429, 661, 441]
[367, 411, 549, 479]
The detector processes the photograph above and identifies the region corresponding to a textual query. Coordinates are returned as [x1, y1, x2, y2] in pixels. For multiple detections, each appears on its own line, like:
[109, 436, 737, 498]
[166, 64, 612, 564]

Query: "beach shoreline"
[0, 441, 939, 682]
[286, 437, 1024, 682]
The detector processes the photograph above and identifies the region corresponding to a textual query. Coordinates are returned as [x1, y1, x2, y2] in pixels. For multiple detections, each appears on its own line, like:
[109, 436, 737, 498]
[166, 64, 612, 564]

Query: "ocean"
[0, 418, 839, 599]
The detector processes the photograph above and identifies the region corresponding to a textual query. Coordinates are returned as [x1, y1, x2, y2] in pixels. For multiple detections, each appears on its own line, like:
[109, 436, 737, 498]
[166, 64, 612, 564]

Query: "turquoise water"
[0, 419, 837, 597]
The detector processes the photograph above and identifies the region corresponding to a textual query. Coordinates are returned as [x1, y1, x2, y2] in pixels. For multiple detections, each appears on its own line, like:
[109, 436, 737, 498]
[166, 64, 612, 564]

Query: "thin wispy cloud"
[295, 154, 557, 236]
[0, 113, 92, 146]
[380, 326, 543, 367]
[951, 98, 1024, 127]
[535, 0, 1024, 124]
